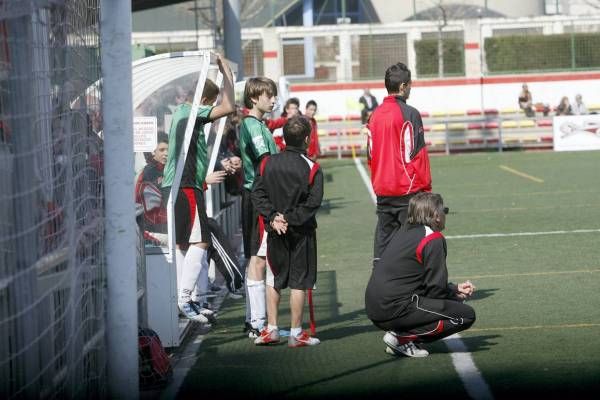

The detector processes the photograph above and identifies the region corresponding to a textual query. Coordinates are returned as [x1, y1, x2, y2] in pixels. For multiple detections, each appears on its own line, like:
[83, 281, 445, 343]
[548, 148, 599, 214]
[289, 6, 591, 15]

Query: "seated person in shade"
[359, 89, 378, 124]
[135, 133, 169, 246]
[365, 192, 476, 358]
[518, 83, 535, 117]
[572, 94, 588, 115]
[556, 96, 572, 116]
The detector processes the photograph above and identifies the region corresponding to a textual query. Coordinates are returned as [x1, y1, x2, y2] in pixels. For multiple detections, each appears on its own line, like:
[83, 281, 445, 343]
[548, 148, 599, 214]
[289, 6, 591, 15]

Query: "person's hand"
[220, 156, 241, 175]
[205, 170, 227, 185]
[456, 280, 475, 299]
[229, 156, 241, 172]
[270, 213, 288, 235]
[215, 53, 233, 79]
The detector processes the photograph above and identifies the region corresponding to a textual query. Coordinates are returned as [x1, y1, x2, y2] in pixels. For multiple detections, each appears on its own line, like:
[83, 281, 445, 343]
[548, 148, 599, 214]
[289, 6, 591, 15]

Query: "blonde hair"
[407, 192, 445, 227]
[243, 77, 277, 109]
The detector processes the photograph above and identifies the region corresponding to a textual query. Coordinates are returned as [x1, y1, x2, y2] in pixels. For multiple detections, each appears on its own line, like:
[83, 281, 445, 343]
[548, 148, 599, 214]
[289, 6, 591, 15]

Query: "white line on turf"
[354, 157, 376, 204]
[446, 228, 600, 240]
[353, 157, 493, 400]
[444, 334, 494, 400]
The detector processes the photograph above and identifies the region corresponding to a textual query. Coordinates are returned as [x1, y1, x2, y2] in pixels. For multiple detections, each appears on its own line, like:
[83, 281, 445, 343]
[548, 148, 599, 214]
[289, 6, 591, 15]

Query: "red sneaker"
[288, 331, 320, 348]
[254, 328, 280, 345]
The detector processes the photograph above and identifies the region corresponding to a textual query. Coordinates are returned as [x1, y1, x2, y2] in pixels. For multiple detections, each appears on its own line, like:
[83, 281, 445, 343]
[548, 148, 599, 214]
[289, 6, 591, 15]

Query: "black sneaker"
[243, 322, 260, 339]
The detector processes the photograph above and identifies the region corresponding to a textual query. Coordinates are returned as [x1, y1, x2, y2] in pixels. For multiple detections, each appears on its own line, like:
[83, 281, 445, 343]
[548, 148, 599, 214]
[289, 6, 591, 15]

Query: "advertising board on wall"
[553, 115, 600, 152]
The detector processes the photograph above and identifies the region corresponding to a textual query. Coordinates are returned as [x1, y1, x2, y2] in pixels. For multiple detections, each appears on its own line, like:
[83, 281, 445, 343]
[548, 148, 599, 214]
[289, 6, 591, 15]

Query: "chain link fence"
[0, 1, 108, 398]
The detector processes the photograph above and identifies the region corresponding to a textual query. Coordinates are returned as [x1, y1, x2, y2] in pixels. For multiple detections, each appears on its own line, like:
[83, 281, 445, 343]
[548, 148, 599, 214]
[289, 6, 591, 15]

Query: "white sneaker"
[383, 332, 428, 358]
[178, 301, 211, 325]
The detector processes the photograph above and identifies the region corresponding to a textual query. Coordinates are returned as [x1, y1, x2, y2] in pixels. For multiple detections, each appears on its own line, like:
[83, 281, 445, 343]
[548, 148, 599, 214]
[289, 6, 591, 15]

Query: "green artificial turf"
[177, 151, 600, 399]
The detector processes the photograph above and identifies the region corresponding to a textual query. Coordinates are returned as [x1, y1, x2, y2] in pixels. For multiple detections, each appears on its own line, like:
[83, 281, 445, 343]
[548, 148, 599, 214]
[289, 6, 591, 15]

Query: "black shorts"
[241, 188, 263, 258]
[174, 187, 211, 248]
[266, 230, 317, 290]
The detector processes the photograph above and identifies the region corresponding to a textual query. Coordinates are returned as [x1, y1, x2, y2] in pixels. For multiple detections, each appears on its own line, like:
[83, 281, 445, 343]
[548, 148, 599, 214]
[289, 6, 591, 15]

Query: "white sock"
[179, 246, 206, 304]
[290, 327, 302, 338]
[246, 278, 266, 330]
[192, 252, 209, 304]
[267, 324, 278, 332]
[244, 277, 251, 323]
[175, 248, 186, 293]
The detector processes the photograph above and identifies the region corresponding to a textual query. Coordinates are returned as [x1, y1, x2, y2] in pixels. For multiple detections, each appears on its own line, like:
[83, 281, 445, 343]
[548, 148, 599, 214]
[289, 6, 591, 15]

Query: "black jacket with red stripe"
[251, 146, 323, 232]
[365, 223, 458, 322]
[367, 95, 431, 200]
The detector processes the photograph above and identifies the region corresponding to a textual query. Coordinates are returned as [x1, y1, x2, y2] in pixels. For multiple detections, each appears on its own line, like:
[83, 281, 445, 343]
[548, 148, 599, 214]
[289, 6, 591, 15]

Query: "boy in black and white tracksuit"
[251, 116, 323, 347]
[365, 192, 476, 357]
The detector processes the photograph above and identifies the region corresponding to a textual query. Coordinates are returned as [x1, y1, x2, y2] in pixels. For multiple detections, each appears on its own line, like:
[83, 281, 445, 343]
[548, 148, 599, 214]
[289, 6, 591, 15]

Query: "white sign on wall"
[553, 115, 600, 152]
[134, 116, 158, 152]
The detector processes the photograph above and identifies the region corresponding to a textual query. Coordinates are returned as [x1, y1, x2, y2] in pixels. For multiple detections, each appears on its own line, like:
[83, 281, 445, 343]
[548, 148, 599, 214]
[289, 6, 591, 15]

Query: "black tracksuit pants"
[373, 295, 475, 343]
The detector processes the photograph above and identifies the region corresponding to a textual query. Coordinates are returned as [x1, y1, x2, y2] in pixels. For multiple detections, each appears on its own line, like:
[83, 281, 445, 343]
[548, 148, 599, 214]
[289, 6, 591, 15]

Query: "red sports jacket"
[367, 95, 431, 197]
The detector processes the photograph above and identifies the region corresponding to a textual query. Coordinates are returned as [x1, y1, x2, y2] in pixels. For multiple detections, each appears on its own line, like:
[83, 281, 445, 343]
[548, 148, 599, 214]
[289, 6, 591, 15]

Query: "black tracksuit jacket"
[251, 146, 323, 232]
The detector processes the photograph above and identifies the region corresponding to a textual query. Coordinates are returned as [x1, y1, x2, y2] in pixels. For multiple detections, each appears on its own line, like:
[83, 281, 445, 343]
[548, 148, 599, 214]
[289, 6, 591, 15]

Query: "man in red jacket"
[367, 62, 432, 262]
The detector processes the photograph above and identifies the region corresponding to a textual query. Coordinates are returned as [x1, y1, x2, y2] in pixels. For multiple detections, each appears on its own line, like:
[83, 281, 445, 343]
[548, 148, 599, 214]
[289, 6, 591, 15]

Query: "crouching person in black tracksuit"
[251, 116, 323, 347]
[365, 192, 476, 358]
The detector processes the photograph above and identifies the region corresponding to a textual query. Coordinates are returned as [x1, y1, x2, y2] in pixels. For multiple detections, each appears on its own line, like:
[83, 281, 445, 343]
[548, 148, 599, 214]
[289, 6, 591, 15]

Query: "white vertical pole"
[100, 1, 139, 398]
[303, 0, 315, 78]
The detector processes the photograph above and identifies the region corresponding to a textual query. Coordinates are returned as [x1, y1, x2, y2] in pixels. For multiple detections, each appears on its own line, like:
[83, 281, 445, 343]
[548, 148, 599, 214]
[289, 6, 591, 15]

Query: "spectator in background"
[304, 100, 320, 161]
[556, 96, 572, 116]
[572, 94, 588, 115]
[270, 97, 300, 151]
[518, 83, 535, 117]
[359, 89, 378, 124]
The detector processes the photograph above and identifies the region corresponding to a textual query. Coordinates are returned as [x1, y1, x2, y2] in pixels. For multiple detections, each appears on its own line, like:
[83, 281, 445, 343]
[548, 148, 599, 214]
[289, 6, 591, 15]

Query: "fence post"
[100, 0, 139, 398]
[445, 122, 450, 155]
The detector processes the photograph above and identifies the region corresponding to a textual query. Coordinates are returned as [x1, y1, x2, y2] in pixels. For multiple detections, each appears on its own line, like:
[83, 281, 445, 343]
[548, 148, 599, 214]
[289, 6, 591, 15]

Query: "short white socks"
[179, 245, 207, 304]
[290, 327, 302, 338]
[246, 278, 266, 330]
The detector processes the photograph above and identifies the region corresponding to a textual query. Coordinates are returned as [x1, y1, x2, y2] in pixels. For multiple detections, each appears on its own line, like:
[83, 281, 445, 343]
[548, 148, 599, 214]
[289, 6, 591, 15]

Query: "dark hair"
[306, 100, 317, 109]
[384, 62, 411, 94]
[243, 77, 277, 109]
[201, 79, 220, 104]
[157, 132, 168, 145]
[187, 78, 220, 103]
[283, 116, 311, 147]
[407, 192, 444, 227]
[281, 97, 300, 117]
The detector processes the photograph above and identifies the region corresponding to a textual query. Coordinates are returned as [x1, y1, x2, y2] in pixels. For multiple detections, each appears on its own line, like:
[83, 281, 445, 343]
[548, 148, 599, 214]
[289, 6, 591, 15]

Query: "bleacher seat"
[484, 108, 499, 115]
[588, 104, 600, 111]
[318, 129, 328, 136]
[448, 123, 466, 130]
[315, 115, 327, 122]
[500, 108, 520, 115]
[519, 120, 536, 128]
[345, 114, 361, 121]
[420, 111, 430, 118]
[484, 122, 499, 129]
[328, 115, 343, 122]
[448, 110, 465, 117]
[467, 109, 482, 116]
[537, 119, 553, 127]
[467, 123, 483, 130]
[501, 120, 518, 128]
[432, 111, 447, 118]
[431, 124, 446, 131]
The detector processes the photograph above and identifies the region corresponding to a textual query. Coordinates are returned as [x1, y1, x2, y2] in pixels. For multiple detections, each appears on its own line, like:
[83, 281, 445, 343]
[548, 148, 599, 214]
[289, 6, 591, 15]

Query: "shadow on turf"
[318, 196, 360, 215]
[469, 287, 499, 301]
